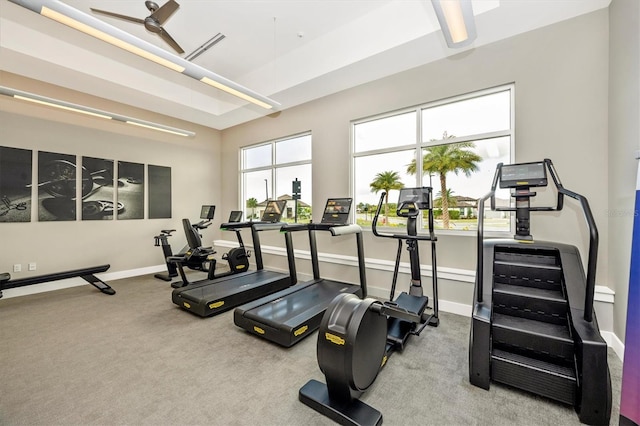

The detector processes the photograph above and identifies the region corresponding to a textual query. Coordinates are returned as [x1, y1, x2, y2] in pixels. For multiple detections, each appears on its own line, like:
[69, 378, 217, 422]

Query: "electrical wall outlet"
[28, 262, 37, 271]
[13, 264, 22, 272]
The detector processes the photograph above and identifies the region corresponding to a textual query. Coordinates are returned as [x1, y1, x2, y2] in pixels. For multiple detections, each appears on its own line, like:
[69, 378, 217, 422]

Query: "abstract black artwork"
[82, 157, 117, 220]
[38, 151, 77, 221]
[0, 147, 32, 223]
[117, 161, 144, 219]
[148, 165, 171, 219]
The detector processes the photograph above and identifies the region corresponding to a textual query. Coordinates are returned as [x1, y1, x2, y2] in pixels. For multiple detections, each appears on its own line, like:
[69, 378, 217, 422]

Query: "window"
[352, 85, 513, 233]
[241, 133, 312, 223]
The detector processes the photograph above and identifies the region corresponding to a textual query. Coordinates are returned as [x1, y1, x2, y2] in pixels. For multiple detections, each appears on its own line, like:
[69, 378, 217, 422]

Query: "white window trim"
[350, 84, 515, 237]
[239, 131, 312, 216]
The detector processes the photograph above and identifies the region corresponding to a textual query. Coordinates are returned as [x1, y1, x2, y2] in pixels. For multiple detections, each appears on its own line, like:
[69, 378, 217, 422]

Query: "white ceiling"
[0, 0, 611, 130]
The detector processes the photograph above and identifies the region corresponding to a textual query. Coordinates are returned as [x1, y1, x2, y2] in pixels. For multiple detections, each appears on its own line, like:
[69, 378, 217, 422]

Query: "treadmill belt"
[234, 279, 362, 347]
[172, 269, 292, 317]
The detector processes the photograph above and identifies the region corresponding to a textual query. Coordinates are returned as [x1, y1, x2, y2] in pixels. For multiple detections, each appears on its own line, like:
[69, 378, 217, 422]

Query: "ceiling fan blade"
[90, 8, 145, 25]
[158, 28, 184, 54]
[151, 0, 180, 25]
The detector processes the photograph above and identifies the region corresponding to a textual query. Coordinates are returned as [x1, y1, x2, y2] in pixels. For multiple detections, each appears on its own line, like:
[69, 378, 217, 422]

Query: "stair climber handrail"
[545, 159, 599, 323]
[475, 159, 599, 322]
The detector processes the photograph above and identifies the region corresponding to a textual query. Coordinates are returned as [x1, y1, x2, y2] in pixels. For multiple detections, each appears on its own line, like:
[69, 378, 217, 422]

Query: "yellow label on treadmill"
[254, 326, 265, 334]
[209, 301, 224, 309]
[516, 181, 529, 185]
[237, 265, 246, 269]
[183, 302, 191, 308]
[325, 332, 345, 346]
[294, 325, 308, 336]
[381, 355, 388, 368]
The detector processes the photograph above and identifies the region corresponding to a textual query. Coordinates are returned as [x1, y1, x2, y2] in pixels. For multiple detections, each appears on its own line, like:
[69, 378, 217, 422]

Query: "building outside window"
[352, 85, 514, 233]
[241, 133, 312, 223]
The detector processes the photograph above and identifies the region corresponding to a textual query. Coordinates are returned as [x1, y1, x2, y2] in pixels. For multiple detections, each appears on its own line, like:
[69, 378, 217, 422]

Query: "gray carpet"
[0, 274, 622, 425]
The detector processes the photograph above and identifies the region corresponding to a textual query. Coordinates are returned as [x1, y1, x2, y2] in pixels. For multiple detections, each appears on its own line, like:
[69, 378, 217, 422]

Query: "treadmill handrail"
[281, 223, 309, 232]
[329, 224, 361, 236]
[251, 221, 286, 232]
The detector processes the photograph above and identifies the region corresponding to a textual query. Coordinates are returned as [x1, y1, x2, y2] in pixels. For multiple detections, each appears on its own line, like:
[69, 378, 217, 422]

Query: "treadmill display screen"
[200, 205, 215, 220]
[500, 162, 547, 188]
[228, 211, 242, 222]
[261, 200, 287, 222]
[321, 198, 352, 225]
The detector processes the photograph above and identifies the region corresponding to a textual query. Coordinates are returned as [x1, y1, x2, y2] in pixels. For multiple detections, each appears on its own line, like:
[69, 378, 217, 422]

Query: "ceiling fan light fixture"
[431, 0, 477, 48]
[9, 0, 280, 110]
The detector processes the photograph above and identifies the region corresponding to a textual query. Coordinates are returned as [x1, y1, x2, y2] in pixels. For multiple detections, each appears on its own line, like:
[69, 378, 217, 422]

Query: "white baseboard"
[601, 331, 625, 361]
[2, 252, 627, 363]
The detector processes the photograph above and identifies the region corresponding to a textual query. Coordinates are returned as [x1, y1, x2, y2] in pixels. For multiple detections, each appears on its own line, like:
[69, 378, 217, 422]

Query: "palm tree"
[370, 171, 404, 224]
[435, 188, 457, 208]
[407, 133, 481, 229]
[246, 197, 258, 219]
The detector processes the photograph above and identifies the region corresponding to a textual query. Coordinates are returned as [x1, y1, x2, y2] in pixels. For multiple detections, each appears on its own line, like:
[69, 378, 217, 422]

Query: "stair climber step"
[492, 313, 574, 362]
[493, 283, 568, 325]
[493, 260, 563, 290]
[492, 348, 576, 405]
[494, 249, 559, 267]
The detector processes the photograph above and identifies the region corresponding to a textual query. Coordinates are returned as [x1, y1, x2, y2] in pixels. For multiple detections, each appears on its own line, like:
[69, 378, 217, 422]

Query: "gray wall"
[221, 10, 611, 309]
[0, 72, 222, 277]
[608, 0, 640, 341]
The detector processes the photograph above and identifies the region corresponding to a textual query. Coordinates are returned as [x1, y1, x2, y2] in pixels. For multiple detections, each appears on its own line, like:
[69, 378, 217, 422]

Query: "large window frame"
[351, 84, 515, 235]
[240, 132, 312, 223]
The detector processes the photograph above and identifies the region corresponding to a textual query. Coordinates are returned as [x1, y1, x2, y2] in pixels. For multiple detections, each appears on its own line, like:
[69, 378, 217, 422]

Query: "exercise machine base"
[299, 379, 382, 426]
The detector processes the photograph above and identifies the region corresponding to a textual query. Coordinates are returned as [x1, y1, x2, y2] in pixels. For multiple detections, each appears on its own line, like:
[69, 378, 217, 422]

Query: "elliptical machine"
[299, 187, 439, 426]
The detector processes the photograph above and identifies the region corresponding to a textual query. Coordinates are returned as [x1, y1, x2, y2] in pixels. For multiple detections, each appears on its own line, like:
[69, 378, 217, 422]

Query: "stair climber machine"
[168, 210, 250, 289]
[468, 159, 611, 425]
[171, 200, 297, 317]
[153, 205, 217, 282]
[299, 187, 439, 426]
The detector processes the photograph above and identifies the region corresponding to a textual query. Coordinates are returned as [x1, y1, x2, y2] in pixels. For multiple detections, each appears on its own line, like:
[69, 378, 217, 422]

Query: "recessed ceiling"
[0, 0, 610, 130]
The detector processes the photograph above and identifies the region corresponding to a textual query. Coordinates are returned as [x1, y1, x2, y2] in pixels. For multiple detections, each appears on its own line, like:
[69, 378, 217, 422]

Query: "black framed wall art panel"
[148, 164, 171, 219]
[117, 161, 144, 220]
[37, 151, 77, 221]
[82, 156, 116, 221]
[0, 146, 32, 223]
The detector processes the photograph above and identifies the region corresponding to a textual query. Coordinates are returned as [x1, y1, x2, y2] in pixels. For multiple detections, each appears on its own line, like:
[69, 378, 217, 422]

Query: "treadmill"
[171, 200, 297, 317]
[234, 198, 367, 347]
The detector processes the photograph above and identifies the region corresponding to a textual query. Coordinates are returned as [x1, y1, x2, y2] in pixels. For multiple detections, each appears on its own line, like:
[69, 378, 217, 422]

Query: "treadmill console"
[228, 210, 243, 222]
[261, 200, 287, 223]
[321, 198, 352, 225]
[200, 205, 215, 220]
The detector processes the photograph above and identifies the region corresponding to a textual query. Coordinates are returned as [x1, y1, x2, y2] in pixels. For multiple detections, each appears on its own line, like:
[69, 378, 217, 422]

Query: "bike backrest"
[183, 218, 203, 250]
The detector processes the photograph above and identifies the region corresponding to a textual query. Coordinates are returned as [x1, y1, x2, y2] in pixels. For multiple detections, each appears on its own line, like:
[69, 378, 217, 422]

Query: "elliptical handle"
[371, 192, 385, 237]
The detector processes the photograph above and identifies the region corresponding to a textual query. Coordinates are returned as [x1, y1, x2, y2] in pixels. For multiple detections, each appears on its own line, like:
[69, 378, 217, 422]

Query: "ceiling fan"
[90, 0, 185, 54]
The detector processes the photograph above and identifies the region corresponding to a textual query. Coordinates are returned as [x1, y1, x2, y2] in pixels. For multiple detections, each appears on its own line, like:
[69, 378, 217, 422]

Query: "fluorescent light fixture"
[125, 120, 192, 137]
[201, 77, 272, 110]
[9, 0, 280, 110]
[1, 86, 195, 137]
[40, 6, 186, 73]
[13, 94, 113, 120]
[431, 0, 477, 48]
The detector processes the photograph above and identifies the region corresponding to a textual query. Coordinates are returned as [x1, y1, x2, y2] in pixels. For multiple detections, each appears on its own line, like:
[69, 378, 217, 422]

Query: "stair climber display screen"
[499, 161, 547, 188]
[469, 159, 612, 426]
